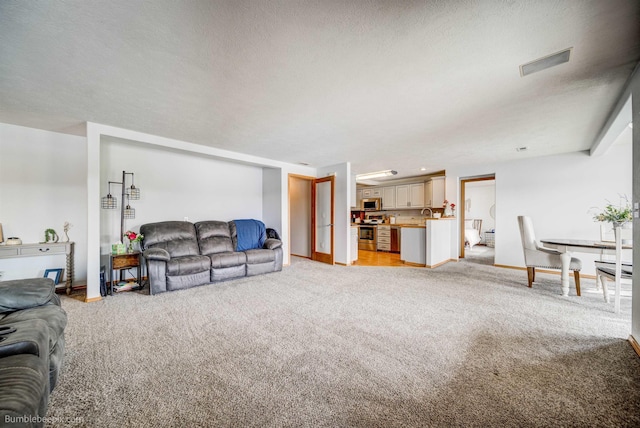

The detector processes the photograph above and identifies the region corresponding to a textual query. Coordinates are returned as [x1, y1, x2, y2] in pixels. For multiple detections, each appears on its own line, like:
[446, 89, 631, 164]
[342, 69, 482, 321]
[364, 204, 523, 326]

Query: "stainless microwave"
[361, 198, 382, 211]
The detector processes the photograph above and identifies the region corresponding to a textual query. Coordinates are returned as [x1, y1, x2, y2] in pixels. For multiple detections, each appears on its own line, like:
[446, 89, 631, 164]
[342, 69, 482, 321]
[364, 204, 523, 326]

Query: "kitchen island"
[399, 219, 454, 267]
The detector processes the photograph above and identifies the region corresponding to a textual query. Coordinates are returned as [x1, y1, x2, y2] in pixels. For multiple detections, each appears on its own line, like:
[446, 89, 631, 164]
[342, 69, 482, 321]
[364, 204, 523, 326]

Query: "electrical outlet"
[184, 217, 189, 222]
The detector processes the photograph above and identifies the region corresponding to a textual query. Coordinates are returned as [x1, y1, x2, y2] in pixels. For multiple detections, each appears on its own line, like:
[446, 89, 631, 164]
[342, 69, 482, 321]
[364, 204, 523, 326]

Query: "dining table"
[539, 238, 632, 296]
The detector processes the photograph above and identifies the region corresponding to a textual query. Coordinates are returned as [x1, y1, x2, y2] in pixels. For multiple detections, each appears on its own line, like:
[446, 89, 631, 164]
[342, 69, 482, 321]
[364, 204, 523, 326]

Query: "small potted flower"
[443, 200, 456, 217]
[123, 230, 144, 253]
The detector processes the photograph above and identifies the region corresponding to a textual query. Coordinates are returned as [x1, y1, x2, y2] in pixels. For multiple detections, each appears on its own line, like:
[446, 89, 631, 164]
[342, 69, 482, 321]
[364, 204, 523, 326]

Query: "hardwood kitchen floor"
[353, 250, 409, 267]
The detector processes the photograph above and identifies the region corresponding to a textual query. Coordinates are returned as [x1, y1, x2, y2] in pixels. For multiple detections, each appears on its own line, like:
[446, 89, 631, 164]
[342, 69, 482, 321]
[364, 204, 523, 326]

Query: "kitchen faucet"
[421, 207, 433, 217]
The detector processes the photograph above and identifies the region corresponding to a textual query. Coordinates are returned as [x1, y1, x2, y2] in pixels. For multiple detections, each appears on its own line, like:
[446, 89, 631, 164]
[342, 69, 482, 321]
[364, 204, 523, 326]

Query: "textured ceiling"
[1, 0, 639, 178]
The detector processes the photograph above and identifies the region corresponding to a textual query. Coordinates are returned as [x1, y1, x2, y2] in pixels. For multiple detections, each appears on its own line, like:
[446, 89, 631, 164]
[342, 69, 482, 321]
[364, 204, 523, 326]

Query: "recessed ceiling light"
[520, 48, 572, 77]
[420, 167, 427, 171]
[298, 161, 310, 166]
[516, 146, 528, 152]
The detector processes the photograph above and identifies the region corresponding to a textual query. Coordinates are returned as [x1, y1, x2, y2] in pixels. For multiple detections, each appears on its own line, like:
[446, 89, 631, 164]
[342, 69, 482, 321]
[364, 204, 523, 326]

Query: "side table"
[484, 231, 495, 248]
[109, 252, 142, 295]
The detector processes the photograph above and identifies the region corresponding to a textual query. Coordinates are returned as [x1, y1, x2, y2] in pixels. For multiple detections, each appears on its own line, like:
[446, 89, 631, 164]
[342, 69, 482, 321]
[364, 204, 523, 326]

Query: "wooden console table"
[0, 242, 75, 294]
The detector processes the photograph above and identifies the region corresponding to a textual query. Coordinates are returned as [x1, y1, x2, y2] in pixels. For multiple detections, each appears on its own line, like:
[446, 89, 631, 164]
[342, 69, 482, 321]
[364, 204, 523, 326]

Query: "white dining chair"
[517, 216, 582, 295]
[595, 225, 632, 313]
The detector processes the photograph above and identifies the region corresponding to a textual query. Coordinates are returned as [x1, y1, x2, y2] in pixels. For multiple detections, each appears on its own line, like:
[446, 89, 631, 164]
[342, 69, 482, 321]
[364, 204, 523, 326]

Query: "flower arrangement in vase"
[591, 196, 632, 228]
[123, 230, 144, 253]
[443, 200, 456, 217]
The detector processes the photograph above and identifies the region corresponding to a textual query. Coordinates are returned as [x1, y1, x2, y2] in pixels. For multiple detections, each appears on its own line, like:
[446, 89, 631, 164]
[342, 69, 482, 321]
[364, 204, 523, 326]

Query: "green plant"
[592, 196, 632, 225]
[44, 228, 58, 243]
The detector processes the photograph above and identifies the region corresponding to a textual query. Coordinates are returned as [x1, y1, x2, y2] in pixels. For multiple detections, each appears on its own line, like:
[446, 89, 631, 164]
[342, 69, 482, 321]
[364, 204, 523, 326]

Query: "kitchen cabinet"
[391, 227, 399, 253]
[382, 186, 396, 209]
[396, 183, 425, 208]
[362, 188, 382, 198]
[377, 225, 390, 251]
[356, 189, 363, 208]
[424, 176, 446, 208]
[431, 177, 445, 208]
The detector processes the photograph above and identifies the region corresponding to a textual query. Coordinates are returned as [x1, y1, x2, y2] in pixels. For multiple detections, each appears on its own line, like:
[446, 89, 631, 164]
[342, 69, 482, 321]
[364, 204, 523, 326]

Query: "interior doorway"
[289, 175, 313, 259]
[460, 175, 496, 265]
[288, 174, 335, 265]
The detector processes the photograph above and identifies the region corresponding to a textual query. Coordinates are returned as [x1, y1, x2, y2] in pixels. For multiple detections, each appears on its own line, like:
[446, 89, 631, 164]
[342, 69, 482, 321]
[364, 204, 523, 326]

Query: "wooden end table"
[109, 252, 142, 295]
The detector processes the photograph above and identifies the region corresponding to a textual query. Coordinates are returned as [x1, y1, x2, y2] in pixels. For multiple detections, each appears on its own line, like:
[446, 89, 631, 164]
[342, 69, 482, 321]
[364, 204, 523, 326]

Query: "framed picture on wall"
[44, 268, 63, 285]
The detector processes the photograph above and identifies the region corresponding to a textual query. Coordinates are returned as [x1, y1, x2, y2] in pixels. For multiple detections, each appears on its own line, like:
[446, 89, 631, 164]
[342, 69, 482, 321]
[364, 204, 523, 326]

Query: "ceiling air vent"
[520, 48, 572, 77]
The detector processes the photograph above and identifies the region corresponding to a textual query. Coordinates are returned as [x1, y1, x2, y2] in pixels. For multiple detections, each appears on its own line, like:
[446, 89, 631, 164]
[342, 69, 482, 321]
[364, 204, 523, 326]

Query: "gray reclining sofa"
[141, 220, 283, 294]
[0, 278, 67, 424]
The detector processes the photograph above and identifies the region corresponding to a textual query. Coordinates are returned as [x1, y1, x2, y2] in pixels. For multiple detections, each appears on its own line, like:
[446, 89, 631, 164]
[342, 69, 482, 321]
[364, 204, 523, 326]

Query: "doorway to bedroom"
[460, 176, 496, 265]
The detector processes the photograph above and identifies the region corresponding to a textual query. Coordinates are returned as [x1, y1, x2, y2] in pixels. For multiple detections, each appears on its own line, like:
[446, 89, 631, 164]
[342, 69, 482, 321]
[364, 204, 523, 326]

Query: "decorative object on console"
[63, 221, 72, 242]
[6, 237, 22, 245]
[43, 228, 59, 243]
[0, 223, 3, 243]
[591, 195, 632, 228]
[101, 170, 142, 243]
[123, 230, 144, 253]
[443, 200, 455, 217]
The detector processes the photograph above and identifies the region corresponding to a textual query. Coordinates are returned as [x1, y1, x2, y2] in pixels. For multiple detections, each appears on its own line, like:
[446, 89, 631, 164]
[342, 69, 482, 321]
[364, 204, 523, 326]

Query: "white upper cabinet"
[424, 180, 433, 207]
[356, 178, 444, 210]
[396, 185, 410, 208]
[361, 187, 382, 198]
[409, 183, 425, 208]
[396, 183, 425, 208]
[431, 177, 446, 209]
[382, 186, 396, 209]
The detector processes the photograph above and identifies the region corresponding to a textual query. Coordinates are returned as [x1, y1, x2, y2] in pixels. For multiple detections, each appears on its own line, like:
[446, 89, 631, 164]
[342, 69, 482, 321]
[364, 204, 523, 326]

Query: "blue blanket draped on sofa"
[234, 219, 267, 251]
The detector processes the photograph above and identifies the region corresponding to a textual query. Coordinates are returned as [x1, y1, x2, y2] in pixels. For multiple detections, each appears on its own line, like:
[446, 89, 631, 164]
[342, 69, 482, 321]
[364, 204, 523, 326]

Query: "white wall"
[447, 143, 632, 276]
[290, 177, 311, 257]
[318, 162, 351, 265]
[0, 123, 88, 284]
[100, 138, 263, 255]
[465, 180, 495, 234]
[262, 167, 283, 238]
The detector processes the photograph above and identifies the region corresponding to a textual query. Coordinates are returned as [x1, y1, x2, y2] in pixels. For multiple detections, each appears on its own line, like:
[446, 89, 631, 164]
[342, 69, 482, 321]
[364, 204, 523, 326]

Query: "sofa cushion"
[141, 221, 200, 258]
[195, 221, 234, 255]
[245, 249, 276, 264]
[166, 255, 211, 276]
[209, 252, 247, 269]
[1, 305, 67, 353]
[0, 279, 55, 313]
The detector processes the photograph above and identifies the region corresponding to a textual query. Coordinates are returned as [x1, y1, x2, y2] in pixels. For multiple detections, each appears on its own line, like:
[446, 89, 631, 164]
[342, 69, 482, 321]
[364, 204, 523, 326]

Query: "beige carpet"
[48, 258, 639, 427]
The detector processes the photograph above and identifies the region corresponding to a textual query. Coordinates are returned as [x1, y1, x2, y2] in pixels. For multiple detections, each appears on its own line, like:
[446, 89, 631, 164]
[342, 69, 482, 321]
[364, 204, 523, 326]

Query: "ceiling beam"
[590, 64, 639, 157]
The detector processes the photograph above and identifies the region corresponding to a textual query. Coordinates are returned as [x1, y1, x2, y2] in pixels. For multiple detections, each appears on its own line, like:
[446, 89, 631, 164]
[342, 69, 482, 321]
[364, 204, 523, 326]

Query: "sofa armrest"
[263, 238, 282, 250]
[0, 279, 55, 314]
[143, 248, 171, 262]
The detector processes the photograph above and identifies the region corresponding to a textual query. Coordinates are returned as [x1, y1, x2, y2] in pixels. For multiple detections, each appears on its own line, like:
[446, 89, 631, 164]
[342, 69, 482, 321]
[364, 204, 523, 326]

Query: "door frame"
[459, 175, 495, 259]
[311, 175, 335, 264]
